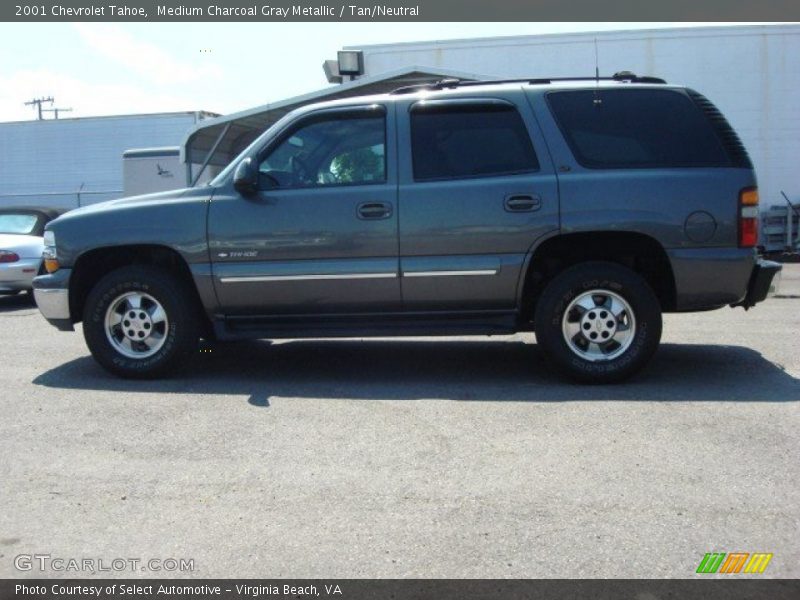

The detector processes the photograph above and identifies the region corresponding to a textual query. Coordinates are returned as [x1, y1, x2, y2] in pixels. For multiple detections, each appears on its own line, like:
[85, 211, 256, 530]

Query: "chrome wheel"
[561, 289, 636, 362]
[104, 292, 169, 359]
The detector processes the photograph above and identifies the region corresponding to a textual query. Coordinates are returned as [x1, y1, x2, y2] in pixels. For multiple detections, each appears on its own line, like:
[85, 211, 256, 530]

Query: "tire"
[82, 265, 199, 378]
[533, 261, 662, 383]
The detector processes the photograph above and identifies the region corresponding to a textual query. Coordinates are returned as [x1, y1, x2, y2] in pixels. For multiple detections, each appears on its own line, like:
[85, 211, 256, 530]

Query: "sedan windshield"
[0, 214, 39, 235]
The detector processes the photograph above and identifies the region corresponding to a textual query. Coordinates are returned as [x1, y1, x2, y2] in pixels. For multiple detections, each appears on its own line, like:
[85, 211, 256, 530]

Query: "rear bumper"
[32, 268, 74, 331]
[0, 257, 40, 292]
[736, 259, 782, 309]
[667, 247, 755, 310]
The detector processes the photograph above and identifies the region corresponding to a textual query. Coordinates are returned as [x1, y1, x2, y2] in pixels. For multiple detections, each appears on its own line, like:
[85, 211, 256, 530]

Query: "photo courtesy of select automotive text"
[0, 0, 799, 598]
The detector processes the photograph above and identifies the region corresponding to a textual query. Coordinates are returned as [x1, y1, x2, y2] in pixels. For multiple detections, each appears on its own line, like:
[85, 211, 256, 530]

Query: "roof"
[0, 110, 218, 127]
[181, 66, 491, 171]
[344, 24, 800, 53]
[123, 147, 181, 158]
[388, 72, 667, 95]
[0, 206, 68, 219]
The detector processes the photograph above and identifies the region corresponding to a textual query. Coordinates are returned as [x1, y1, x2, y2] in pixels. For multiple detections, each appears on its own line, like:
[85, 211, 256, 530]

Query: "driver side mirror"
[233, 157, 258, 196]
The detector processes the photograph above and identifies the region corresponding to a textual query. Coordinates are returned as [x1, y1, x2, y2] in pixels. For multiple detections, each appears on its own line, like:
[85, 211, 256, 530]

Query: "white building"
[0, 111, 215, 209]
[3, 25, 797, 248]
[184, 25, 799, 250]
[346, 24, 799, 215]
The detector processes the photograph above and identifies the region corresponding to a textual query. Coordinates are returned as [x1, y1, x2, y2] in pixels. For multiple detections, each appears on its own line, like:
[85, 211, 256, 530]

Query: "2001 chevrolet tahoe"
[32, 74, 782, 382]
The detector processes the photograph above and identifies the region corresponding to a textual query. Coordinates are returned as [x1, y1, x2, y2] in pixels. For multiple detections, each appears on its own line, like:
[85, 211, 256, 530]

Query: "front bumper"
[737, 259, 782, 309]
[32, 268, 74, 331]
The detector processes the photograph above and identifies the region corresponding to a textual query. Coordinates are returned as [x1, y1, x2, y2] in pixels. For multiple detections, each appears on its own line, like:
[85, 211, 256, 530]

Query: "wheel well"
[69, 245, 208, 329]
[521, 232, 676, 321]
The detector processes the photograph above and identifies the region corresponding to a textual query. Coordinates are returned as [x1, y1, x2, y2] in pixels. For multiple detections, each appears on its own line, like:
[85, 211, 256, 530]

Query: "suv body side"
[31, 79, 781, 381]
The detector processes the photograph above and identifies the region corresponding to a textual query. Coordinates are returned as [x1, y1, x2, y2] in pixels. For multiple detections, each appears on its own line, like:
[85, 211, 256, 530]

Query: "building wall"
[352, 25, 800, 211]
[0, 112, 208, 209]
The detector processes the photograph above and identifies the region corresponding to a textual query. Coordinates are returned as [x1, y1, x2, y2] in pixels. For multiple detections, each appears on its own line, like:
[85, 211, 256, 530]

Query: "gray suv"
[32, 74, 781, 382]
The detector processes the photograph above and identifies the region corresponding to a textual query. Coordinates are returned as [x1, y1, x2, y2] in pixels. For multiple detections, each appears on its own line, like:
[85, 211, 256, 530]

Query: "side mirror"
[233, 157, 258, 196]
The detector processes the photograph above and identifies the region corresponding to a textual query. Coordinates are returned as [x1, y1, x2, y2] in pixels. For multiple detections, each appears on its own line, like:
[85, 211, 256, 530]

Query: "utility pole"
[24, 96, 54, 120]
[43, 106, 73, 119]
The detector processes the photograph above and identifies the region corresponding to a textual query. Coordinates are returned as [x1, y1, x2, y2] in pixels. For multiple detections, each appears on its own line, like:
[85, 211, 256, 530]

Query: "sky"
[0, 22, 764, 122]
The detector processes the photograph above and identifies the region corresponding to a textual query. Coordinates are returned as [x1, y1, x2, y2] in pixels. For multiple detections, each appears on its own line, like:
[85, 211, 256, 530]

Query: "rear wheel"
[534, 261, 662, 383]
[82, 266, 199, 378]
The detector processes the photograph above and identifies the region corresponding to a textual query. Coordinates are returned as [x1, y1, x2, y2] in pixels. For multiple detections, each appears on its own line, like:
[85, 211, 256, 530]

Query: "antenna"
[24, 96, 54, 120]
[593, 38, 602, 106]
[43, 106, 73, 119]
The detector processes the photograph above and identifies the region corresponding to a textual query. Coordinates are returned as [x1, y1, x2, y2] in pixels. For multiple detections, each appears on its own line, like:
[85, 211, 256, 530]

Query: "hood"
[42, 185, 213, 267]
[53, 188, 193, 223]
[0, 233, 44, 259]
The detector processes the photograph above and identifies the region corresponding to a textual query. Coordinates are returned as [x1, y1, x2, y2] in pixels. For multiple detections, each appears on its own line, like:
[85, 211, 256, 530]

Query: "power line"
[43, 107, 73, 119]
[24, 96, 54, 120]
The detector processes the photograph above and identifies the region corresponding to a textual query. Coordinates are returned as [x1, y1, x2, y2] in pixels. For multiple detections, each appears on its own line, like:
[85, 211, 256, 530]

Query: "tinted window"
[547, 89, 731, 169]
[411, 104, 539, 181]
[259, 112, 385, 189]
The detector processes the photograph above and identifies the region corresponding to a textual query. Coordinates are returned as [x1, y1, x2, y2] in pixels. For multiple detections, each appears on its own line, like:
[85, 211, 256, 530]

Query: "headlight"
[42, 230, 59, 273]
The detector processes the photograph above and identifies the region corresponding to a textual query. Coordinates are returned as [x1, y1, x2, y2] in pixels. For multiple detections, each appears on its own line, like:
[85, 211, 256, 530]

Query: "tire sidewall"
[536, 263, 662, 382]
[83, 268, 192, 377]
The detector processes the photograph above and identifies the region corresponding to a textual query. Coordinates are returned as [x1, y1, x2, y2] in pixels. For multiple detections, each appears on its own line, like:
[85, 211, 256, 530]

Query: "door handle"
[357, 202, 393, 220]
[504, 195, 541, 212]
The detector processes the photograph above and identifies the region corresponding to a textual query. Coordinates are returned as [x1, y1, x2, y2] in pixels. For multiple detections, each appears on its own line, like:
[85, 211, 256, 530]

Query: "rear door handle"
[504, 195, 541, 212]
[357, 202, 393, 220]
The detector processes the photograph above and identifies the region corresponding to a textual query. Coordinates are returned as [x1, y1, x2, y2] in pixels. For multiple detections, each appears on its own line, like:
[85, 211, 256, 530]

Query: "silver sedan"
[0, 207, 67, 295]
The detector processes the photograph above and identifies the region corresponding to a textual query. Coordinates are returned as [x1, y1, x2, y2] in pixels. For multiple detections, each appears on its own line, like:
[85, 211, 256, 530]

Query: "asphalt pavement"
[1, 266, 798, 578]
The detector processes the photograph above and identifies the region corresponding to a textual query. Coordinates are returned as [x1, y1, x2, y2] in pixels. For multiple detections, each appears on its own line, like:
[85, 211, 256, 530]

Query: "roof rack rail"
[390, 72, 666, 95]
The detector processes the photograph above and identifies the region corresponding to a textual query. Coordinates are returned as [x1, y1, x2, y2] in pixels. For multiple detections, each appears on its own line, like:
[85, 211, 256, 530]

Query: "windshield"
[0, 214, 39, 235]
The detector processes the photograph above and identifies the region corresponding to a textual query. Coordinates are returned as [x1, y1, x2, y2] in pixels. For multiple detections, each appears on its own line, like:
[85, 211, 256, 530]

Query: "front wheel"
[82, 266, 199, 378]
[534, 262, 662, 383]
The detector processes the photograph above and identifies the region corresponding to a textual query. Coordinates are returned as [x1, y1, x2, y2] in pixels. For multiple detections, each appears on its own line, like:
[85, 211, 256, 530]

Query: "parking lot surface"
[1, 266, 798, 578]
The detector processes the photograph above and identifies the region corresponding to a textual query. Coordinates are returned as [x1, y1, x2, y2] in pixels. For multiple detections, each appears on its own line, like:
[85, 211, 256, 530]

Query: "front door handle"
[504, 194, 541, 212]
[357, 202, 393, 220]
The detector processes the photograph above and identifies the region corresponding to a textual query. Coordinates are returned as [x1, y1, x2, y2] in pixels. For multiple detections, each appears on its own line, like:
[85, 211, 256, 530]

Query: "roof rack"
[390, 71, 667, 95]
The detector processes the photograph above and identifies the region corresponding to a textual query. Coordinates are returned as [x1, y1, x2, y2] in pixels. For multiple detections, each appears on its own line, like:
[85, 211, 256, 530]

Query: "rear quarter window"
[0, 213, 40, 235]
[547, 89, 732, 169]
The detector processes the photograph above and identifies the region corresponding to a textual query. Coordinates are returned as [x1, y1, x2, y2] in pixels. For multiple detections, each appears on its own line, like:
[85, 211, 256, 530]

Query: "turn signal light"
[44, 258, 60, 273]
[42, 245, 59, 273]
[740, 188, 759, 206]
[738, 187, 759, 248]
[0, 250, 20, 263]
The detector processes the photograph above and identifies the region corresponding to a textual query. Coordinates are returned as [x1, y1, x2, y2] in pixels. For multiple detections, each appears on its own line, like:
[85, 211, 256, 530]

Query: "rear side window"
[547, 89, 732, 169]
[0, 214, 39, 235]
[411, 103, 539, 181]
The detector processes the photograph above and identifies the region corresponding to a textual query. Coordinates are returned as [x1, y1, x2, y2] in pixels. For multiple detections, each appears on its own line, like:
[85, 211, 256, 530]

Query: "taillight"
[738, 187, 759, 248]
[0, 250, 20, 263]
